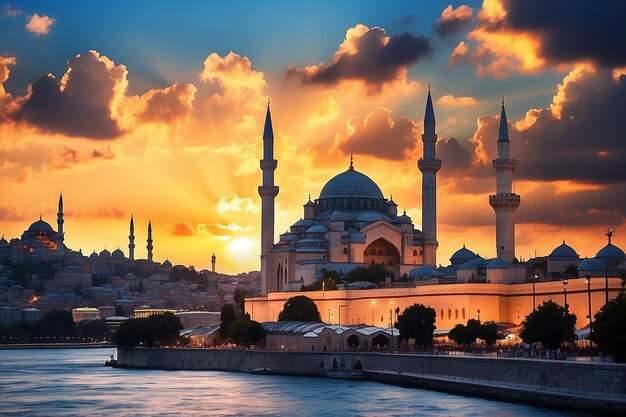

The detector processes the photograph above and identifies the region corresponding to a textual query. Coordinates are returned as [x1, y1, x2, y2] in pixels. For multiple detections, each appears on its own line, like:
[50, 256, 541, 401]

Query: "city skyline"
[1, 1, 625, 273]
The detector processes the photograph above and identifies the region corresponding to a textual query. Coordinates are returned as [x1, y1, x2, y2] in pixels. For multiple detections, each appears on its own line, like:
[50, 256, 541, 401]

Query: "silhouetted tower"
[147, 220, 153, 262]
[56, 192, 65, 255]
[258, 100, 279, 294]
[489, 98, 521, 262]
[418, 87, 441, 266]
[128, 215, 135, 262]
[211, 252, 216, 273]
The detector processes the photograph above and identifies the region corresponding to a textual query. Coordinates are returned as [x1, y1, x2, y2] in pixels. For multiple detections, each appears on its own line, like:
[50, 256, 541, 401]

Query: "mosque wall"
[248, 277, 622, 330]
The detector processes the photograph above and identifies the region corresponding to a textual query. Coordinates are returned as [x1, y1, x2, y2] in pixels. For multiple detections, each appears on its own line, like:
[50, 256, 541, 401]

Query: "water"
[0, 348, 588, 417]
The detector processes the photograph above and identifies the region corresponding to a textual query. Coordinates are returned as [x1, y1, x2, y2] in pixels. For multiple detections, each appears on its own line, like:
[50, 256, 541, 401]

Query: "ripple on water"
[0, 349, 590, 417]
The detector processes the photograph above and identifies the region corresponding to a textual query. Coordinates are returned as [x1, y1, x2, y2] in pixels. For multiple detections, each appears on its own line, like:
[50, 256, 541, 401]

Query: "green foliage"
[300, 277, 338, 292]
[479, 321, 499, 345]
[591, 292, 626, 363]
[277, 295, 321, 322]
[169, 265, 207, 284]
[79, 319, 110, 340]
[112, 312, 184, 348]
[448, 324, 470, 345]
[395, 304, 436, 348]
[220, 304, 237, 338]
[520, 300, 576, 349]
[227, 318, 265, 347]
[448, 319, 499, 346]
[344, 264, 388, 283]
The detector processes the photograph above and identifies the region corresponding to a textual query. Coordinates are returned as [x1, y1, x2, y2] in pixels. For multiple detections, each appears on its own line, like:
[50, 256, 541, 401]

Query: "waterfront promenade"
[114, 347, 626, 415]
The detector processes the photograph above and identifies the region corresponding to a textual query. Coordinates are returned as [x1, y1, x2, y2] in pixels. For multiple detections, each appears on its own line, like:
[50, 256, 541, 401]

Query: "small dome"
[397, 210, 411, 224]
[409, 265, 443, 280]
[330, 211, 344, 221]
[356, 211, 383, 222]
[292, 219, 315, 228]
[28, 219, 54, 233]
[319, 168, 384, 200]
[577, 257, 604, 271]
[89, 250, 98, 259]
[596, 243, 626, 260]
[549, 241, 579, 258]
[306, 225, 328, 234]
[487, 258, 513, 269]
[457, 257, 488, 271]
[99, 248, 111, 258]
[111, 248, 124, 259]
[162, 259, 172, 268]
[450, 245, 477, 263]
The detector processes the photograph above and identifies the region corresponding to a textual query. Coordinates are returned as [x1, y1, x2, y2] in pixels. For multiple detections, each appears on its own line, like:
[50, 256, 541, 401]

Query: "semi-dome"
[356, 210, 384, 222]
[450, 245, 477, 263]
[549, 241, 578, 258]
[28, 219, 54, 233]
[319, 168, 384, 200]
[596, 243, 626, 260]
[306, 225, 328, 234]
[577, 258, 604, 272]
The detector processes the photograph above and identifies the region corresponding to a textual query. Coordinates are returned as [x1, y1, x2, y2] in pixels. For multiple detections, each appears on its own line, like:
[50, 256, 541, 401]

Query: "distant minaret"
[128, 215, 135, 262]
[147, 220, 153, 262]
[489, 98, 521, 262]
[258, 99, 279, 294]
[418, 87, 441, 266]
[211, 252, 216, 273]
[56, 192, 65, 255]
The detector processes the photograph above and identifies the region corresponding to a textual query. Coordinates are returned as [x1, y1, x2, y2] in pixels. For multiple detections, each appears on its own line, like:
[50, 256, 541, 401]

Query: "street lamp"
[532, 274, 538, 310]
[371, 301, 376, 326]
[389, 301, 394, 350]
[562, 278, 568, 312]
[604, 226, 615, 305]
[586, 274, 592, 356]
[322, 280, 325, 300]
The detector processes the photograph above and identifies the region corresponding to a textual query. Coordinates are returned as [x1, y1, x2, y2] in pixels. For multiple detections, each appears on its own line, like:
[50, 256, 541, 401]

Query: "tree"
[479, 321, 499, 346]
[395, 304, 436, 348]
[345, 264, 388, 283]
[591, 292, 626, 362]
[277, 295, 321, 322]
[220, 304, 237, 338]
[112, 313, 184, 348]
[520, 300, 576, 349]
[448, 324, 470, 345]
[448, 320, 499, 346]
[233, 287, 249, 316]
[300, 276, 338, 291]
[228, 319, 265, 347]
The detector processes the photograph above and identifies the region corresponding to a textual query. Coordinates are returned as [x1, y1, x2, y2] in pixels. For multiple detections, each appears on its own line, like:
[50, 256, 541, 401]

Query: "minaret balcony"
[418, 159, 442, 173]
[492, 159, 517, 170]
[258, 185, 279, 198]
[260, 159, 278, 171]
[489, 194, 521, 209]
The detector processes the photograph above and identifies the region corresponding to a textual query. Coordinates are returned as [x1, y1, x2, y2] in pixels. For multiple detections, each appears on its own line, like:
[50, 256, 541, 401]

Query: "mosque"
[247, 92, 625, 330]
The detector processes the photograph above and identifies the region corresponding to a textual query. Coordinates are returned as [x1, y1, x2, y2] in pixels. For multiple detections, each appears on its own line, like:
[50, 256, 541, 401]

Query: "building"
[21, 307, 42, 325]
[175, 311, 221, 328]
[247, 93, 626, 330]
[72, 307, 101, 323]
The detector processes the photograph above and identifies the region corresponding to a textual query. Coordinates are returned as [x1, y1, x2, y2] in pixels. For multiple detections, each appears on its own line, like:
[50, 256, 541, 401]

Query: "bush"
[395, 304, 436, 348]
[228, 319, 265, 347]
[278, 295, 321, 322]
[591, 292, 626, 362]
[520, 301, 576, 349]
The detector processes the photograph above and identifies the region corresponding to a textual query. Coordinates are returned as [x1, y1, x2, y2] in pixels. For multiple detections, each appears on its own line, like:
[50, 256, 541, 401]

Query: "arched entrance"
[332, 358, 338, 371]
[347, 335, 360, 348]
[353, 360, 363, 371]
[372, 334, 390, 348]
[364, 238, 400, 265]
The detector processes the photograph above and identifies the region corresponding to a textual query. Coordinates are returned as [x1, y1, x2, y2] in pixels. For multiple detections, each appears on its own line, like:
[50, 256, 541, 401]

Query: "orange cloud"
[171, 221, 196, 237]
[437, 94, 479, 106]
[136, 83, 196, 125]
[449, 41, 469, 66]
[215, 193, 260, 214]
[47, 146, 115, 170]
[25, 13, 56, 35]
[436, 5, 473, 36]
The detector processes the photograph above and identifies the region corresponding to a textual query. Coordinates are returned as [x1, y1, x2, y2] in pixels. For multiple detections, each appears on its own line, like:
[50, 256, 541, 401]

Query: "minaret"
[489, 98, 521, 262]
[211, 252, 216, 273]
[56, 192, 65, 255]
[258, 99, 279, 294]
[418, 87, 441, 266]
[128, 215, 135, 262]
[147, 220, 153, 262]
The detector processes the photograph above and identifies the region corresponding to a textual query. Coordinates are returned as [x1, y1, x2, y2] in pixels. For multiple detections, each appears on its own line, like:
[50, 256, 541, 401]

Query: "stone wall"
[115, 348, 626, 414]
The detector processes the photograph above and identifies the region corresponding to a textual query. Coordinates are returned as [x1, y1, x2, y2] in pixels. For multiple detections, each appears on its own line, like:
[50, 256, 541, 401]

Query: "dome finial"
[267, 97, 270, 109]
[502, 96, 504, 105]
[606, 226, 615, 244]
[349, 153, 354, 170]
[428, 83, 431, 94]
[39, 212, 42, 221]
[308, 193, 311, 201]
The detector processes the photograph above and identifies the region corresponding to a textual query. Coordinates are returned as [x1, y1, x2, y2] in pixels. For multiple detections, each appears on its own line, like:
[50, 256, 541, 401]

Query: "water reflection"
[0, 348, 584, 417]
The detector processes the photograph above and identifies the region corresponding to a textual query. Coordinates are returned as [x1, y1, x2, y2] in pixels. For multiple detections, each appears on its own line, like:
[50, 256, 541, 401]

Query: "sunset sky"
[1, 0, 625, 274]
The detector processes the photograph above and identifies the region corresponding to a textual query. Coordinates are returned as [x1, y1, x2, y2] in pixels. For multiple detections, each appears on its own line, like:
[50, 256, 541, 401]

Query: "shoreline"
[0, 342, 113, 349]
[111, 347, 626, 416]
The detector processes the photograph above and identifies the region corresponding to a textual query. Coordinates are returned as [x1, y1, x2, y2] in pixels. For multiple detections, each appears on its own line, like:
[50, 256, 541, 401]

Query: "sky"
[1, 0, 625, 274]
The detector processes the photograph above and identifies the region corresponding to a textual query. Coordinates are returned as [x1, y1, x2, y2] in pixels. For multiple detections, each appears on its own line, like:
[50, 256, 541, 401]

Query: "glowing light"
[227, 237, 254, 254]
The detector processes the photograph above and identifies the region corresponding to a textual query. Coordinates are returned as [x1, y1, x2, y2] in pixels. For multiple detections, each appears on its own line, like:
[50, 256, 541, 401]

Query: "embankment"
[115, 348, 626, 415]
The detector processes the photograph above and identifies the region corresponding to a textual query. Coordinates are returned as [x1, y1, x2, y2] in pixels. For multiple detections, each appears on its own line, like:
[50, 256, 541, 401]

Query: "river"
[0, 348, 589, 416]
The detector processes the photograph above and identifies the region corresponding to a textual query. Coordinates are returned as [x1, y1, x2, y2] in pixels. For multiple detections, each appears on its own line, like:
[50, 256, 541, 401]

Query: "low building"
[175, 311, 221, 328]
[133, 308, 177, 318]
[21, 307, 42, 325]
[98, 306, 116, 319]
[0, 306, 21, 326]
[180, 324, 221, 347]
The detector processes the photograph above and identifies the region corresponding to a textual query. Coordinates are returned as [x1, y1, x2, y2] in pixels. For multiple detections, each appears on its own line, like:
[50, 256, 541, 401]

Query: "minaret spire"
[128, 214, 135, 262]
[489, 99, 521, 262]
[147, 220, 153, 262]
[56, 192, 65, 255]
[418, 87, 442, 266]
[211, 252, 216, 273]
[259, 99, 279, 294]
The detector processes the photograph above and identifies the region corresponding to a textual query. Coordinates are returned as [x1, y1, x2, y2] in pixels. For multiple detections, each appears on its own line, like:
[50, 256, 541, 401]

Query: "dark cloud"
[15, 51, 127, 139]
[3, 4, 21, 18]
[171, 222, 196, 237]
[436, 5, 473, 37]
[502, 0, 626, 68]
[338, 108, 417, 160]
[438, 137, 472, 172]
[287, 25, 430, 90]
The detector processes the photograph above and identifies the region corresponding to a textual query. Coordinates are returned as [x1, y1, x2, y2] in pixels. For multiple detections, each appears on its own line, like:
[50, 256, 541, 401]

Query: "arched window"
[343, 247, 348, 255]
[455, 309, 458, 319]
[419, 250, 423, 255]
[448, 309, 451, 319]
[378, 249, 384, 256]
[371, 248, 377, 255]
[462, 308, 465, 319]
[413, 249, 417, 256]
[440, 309, 444, 319]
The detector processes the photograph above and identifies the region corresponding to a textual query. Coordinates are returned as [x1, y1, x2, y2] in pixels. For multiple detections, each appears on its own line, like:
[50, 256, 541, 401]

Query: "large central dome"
[319, 167, 384, 200]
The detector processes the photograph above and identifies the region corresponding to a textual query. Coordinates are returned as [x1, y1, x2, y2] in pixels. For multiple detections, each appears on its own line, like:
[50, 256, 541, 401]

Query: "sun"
[227, 237, 254, 254]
